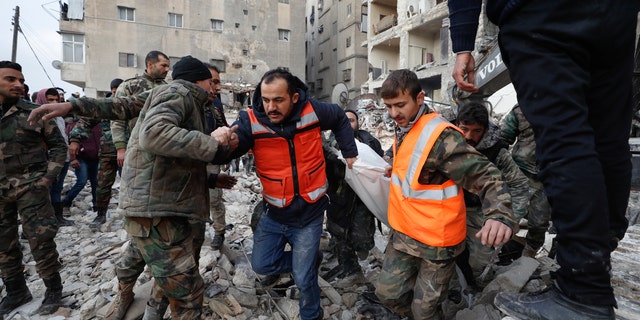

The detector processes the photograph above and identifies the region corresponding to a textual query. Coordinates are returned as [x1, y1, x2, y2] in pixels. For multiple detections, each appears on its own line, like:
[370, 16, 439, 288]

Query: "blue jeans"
[64, 157, 99, 209]
[251, 214, 322, 320]
[49, 161, 69, 203]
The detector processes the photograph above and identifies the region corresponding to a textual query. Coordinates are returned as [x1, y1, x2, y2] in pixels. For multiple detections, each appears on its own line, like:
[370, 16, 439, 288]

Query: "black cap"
[171, 56, 212, 82]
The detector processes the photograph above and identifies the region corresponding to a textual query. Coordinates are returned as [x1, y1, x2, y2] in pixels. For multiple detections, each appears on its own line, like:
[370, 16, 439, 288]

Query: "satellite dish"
[51, 60, 62, 70]
[331, 83, 349, 109]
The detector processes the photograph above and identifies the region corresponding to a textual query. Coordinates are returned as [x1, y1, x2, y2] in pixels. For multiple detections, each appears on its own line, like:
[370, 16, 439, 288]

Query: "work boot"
[52, 201, 74, 226]
[211, 234, 224, 250]
[36, 273, 63, 315]
[259, 274, 282, 288]
[89, 207, 108, 231]
[494, 285, 615, 320]
[104, 281, 136, 320]
[141, 298, 169, 320]
[334, 268, 366, 289]
[0, 275, 33, 316]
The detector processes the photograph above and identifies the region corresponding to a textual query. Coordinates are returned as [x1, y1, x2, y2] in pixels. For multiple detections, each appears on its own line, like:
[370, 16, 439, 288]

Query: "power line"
[19, 27, 56, 87]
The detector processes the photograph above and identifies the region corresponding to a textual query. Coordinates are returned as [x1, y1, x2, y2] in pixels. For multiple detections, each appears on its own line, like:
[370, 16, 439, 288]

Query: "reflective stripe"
[250, 121, 273, 134]
[307, 181, 328, 201]
[263, 194, 286, 207]
[405, 116, 447, 184]
[298, 111, 319, 128]
[392, 173, 459, 200]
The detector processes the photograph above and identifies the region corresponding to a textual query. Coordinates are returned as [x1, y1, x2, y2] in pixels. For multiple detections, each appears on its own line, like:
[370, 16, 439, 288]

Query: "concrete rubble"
[1, 111, 638, 319]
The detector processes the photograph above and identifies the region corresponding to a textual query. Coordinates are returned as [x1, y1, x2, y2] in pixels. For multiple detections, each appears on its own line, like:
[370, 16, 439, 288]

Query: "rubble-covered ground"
[3, 107, 639, 319]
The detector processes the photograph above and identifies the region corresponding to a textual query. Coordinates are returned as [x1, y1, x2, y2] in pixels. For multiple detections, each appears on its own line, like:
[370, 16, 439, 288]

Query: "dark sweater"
[448, 0, 528, 53]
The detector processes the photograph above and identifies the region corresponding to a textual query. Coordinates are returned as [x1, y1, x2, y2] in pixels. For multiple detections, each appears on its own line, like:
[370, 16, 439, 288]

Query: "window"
[320, 52, 323, 61]
[242, 49, 248, 56]
[62, 33, 84, 63]
[278, 0, 289, 4]
[278, 29, 290, 41]
[346, 36, 351, 48]
[118, 6, 135, 21]
[316, 79, 323, 90]
[210, 59, 226, 73]
[118, 53, 136, 67]
[243, 9, 248, 15]
[347, 4, 352, 16]
[211, 19, 223, 31]
[361, 14, 368, 33]
[168, 13, 183, 28]
[235, 23, 240, 28]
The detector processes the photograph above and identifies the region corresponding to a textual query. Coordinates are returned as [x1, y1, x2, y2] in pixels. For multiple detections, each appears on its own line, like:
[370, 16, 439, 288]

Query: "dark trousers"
[498, 0, 638, 306]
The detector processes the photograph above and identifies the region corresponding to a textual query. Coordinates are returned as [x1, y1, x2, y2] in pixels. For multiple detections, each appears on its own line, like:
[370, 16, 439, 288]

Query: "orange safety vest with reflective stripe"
[388, 113, 467, 247]
[247, 102, 328, 208]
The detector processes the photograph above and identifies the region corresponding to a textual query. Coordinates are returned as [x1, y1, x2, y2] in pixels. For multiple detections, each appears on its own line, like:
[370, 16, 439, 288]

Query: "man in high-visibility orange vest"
[373, 69, 516, 319]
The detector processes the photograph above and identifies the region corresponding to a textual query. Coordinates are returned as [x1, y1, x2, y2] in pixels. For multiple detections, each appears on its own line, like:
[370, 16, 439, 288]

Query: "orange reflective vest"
[248, 102, 328, 208]
[388, 113, 467, 247]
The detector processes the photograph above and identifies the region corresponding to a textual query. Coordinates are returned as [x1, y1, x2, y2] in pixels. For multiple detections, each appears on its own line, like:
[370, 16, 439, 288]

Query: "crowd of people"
[0, 2, 637, 318]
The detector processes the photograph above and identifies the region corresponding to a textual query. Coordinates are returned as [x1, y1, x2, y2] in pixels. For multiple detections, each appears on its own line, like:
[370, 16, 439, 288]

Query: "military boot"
[141, 298, 169, 320]
[52, 202, 75, 226]
[36, 273, 63, 315]
[0, 275, 33, 316]
[89, 207, 108, 231]
[104, 281, 136, 320]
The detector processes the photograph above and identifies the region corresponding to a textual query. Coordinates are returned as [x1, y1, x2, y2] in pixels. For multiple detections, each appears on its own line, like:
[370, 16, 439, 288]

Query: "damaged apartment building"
[56, 0, 305, 107]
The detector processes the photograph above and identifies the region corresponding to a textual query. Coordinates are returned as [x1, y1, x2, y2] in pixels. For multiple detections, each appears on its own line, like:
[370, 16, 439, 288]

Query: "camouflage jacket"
[499, 105, 538, 175]
[69, 118, 117, 157]
[117, 80, 220, 221]
[390, 108, 516, 261]
[69, 91, 148, 121]
[0, 99, 67, 187]
[111, 73, 166, 150]
[464, 122, 530, 221]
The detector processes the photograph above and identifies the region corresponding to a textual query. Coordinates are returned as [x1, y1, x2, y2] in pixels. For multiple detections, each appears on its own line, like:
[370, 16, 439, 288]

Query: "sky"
[1, 0, 82, 100]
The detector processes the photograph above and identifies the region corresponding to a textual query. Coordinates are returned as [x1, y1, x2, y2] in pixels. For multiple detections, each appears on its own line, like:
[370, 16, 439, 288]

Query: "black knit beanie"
[172, 56, 212, 82]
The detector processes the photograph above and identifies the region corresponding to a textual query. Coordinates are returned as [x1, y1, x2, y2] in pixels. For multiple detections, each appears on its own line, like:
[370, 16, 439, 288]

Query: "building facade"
[304, 0, 369, 106]
[58, 0, 305, 101]
[363, 0, 498, 108]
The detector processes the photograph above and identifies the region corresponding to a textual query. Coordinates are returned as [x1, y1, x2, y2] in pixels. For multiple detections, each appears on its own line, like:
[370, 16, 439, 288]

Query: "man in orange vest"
[373, 69, 516, 319]
[216, 68, 357, 320]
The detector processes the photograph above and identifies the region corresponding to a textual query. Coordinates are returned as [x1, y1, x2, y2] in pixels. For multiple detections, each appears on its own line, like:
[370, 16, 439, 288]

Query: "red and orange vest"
[388, 113, 467, 247]
[247, 102, 328, 208]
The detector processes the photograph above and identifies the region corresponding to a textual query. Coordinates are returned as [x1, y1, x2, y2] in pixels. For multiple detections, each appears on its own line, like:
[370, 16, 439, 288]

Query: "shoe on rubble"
[259, 274, 282, 288]
[211, 234, 225, 250]
[494, 285, 615, 320]
[334, 269, 366, 289]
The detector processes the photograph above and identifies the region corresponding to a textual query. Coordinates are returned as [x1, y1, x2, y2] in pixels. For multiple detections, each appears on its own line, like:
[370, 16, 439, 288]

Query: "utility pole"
[11, 6, 20, 62]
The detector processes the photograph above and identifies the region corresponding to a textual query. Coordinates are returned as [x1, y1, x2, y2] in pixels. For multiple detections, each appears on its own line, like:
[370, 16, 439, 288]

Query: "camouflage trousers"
[0, 181, 61, 279]
[465, 207, 494, 280]
[124, 217, 203, 319]
[523, 171, 551, 250]
[96, 156, 118, 208]
[375, 240, 456, 319]
[208, 165, 226, 235]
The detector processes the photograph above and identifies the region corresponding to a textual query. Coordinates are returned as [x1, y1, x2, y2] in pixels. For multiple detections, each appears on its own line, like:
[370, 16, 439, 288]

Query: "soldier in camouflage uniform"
[373, 70, 516, 319]
[203, 63, 231, 251]
[455, 102, 529, 286]
[0, 61, 67, 316]
[106, 51, 169, 320]
[324, 109, 383, 288]
[117, 56, 234, 320]
[69, 78, 123, 230]
[500, 104, 551, 257]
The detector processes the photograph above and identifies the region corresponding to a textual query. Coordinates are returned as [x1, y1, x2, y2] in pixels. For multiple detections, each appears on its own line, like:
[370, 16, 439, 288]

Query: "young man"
[449, 1, 638, 318]
[456, 102, 529, 286]
[0, 61, 68, 316]
[217, 68, 357, 320]
[375, 69, 515, 319]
